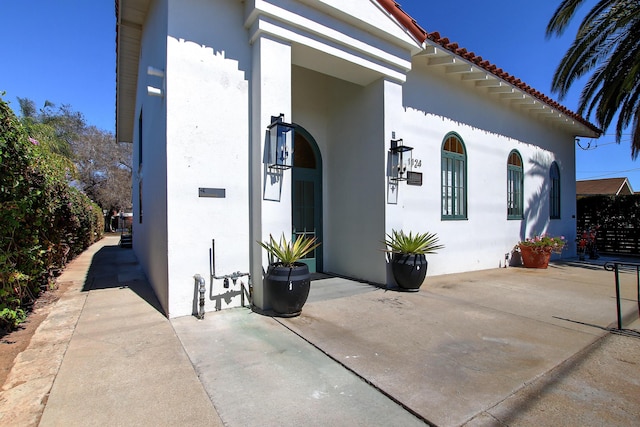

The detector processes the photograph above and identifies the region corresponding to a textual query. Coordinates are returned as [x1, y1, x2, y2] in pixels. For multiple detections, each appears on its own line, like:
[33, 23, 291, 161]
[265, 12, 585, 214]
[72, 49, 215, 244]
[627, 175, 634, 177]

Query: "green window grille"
[550, 162, 561, 219]
[441, 133, 467, 219]
[507, 150, 523, 219]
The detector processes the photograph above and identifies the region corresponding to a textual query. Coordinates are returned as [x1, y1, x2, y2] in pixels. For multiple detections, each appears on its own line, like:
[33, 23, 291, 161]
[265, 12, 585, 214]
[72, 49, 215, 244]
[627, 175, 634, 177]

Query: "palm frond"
[546, 0, 588, 37]
[548, 0, 640, 156]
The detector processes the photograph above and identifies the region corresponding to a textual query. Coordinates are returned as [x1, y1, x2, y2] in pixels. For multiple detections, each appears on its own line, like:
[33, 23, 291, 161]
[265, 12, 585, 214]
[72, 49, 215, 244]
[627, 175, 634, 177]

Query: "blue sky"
[1, 1, 116, 130]
[1, 0, 637, 189]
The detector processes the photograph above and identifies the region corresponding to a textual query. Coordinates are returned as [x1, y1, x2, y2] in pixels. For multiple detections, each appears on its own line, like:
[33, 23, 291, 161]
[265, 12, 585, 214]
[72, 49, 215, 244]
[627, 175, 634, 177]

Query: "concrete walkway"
[1, 236, 639, 426]
[1, 236, 222, 427]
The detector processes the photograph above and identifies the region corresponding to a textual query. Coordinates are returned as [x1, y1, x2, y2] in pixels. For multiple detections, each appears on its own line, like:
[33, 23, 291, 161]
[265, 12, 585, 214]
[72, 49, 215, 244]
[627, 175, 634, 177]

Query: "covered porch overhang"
[245, 6, 419, 88]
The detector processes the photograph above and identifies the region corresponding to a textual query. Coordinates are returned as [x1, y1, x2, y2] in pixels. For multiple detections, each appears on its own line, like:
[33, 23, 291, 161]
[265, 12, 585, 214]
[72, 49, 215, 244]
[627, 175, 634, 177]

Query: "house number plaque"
[407, 172, 422, 186]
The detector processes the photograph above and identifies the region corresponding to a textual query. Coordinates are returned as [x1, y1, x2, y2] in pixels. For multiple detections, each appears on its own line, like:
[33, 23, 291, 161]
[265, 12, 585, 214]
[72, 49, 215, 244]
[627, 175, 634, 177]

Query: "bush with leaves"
[18, 98, 132, 213]
[0, 95, 103, 330]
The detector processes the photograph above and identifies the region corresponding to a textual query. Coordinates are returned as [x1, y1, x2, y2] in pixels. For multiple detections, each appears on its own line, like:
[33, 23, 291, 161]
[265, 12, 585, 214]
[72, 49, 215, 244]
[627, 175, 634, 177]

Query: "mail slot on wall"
[199, 188, 226, 198]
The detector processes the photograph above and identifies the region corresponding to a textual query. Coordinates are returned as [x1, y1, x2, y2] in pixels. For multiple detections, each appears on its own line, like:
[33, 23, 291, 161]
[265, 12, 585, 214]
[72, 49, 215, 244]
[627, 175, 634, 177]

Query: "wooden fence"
[596, 228, 640, 255]
[577, 194, 640, 256]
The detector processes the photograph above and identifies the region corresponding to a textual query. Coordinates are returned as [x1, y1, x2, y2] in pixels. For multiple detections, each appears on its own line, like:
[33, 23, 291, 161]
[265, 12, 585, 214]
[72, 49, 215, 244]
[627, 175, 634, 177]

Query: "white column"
[250, 35, 293, 310]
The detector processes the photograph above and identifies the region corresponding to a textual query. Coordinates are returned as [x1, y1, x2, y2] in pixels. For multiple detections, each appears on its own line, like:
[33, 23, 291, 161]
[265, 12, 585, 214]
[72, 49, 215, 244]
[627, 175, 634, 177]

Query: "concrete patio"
[1, 236, 638, 426]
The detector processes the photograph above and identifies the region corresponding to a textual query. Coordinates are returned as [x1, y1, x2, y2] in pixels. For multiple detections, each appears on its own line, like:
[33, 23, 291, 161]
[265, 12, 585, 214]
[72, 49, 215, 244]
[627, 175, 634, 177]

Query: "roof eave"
[115, 0, 149, 144]
[418, 36, 601, 137]
[377, 1, 601, 138]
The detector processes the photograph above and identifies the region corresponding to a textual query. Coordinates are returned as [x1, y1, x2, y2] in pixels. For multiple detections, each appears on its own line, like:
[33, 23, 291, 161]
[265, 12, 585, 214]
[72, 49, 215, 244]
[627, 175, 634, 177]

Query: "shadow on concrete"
[552, 255, 640, 272]
[553, 316, 640, 338]
[548, 261, 607, 272]
[81, 244, 165, 316]
[482, 333, 605, 425]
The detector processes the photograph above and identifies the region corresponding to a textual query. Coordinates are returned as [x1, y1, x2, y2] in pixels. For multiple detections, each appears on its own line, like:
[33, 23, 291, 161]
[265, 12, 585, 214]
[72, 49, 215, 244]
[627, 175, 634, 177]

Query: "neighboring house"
[115, 0, 600, 318]
[576, 177, 634, 197]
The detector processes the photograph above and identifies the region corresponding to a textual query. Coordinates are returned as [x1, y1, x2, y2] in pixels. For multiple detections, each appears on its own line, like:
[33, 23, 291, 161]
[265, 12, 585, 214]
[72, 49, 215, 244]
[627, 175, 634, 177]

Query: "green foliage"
[383, 230, 444, 255]
[577, 195, 640, 255]
[12, 97, 132, 213]
[577, 195, 640, 230]
[0, 305, 27, 329]
[0, 95, 103, 331]
[258, 234, 321, 267]
[72, 125, 132, 212]
[546, 0, 640, 157]
[516, 235, 566, 254]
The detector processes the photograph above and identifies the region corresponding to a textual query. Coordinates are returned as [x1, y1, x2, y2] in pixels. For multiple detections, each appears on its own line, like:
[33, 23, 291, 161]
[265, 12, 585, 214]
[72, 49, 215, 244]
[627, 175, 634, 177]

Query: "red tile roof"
[377, 0, 600, 135]
[377, 0, 427, 43]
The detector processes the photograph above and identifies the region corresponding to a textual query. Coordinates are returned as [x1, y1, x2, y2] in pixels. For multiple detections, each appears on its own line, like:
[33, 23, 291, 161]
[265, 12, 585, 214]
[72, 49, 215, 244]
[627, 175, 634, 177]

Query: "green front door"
[292, 126, 322, 273]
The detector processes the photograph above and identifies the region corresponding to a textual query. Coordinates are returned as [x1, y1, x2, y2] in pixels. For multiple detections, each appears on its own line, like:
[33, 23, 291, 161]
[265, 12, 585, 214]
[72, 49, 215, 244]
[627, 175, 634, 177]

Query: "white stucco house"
[115, 0, 601, 318]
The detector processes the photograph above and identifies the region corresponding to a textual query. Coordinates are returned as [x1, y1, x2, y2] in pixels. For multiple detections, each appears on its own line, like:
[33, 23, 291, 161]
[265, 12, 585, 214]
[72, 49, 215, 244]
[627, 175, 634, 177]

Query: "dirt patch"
[0, 280, 74, 387]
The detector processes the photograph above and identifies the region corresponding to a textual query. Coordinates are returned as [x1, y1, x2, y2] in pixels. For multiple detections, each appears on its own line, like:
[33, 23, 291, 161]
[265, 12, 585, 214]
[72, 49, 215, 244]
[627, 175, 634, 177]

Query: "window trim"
[137, 109, 143, 224]
[441, 132, 468, 220]
[550, 161, 561, 219]
[507, 150, 524, 220]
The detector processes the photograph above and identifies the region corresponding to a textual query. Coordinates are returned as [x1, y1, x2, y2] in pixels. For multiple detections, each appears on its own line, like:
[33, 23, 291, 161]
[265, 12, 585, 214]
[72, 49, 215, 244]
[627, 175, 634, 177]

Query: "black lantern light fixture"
[389, 133, 413, 182]
[266, 114, 295, 170]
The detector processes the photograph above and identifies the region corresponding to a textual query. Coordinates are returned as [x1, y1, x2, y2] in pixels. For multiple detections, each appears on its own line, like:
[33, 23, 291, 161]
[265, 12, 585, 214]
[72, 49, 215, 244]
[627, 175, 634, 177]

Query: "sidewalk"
[1, 236, 638, 426]
[1, 236, 221, 427]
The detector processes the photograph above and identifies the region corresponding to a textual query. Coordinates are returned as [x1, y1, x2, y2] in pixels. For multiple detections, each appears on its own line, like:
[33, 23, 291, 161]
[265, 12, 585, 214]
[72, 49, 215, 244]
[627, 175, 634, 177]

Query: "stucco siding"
[384, 63, 578, 276]
[121, 0, 584, 317]
[133, 0, 170, 315]
[324, 78, 386, 282]
[291, 66, 389, 284]
[164, 0, 251, 317]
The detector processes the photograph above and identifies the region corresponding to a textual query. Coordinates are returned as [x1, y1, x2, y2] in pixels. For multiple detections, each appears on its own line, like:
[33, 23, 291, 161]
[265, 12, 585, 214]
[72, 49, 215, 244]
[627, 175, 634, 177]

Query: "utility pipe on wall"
[209, 239, 252, 308]
[194, 274, 206, 319]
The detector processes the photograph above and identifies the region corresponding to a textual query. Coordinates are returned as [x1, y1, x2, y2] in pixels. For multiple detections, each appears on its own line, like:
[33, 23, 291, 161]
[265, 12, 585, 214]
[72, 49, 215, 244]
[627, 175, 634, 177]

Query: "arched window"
[507, 150, 523, 219]
[550, 162, 561, 219]
[441, 133, 467, 219]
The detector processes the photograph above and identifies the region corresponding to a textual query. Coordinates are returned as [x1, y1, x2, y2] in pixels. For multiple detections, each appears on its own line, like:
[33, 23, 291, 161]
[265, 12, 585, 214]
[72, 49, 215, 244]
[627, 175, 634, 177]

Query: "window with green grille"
[441, 133, 467, 220]
[550, 162, 561, 219]
[507, 150, 523, 219]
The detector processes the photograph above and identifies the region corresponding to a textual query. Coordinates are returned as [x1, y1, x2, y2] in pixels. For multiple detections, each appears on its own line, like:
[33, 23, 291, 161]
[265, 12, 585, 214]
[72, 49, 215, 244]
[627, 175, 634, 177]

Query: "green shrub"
[0, 305, 27, 329]
[1, 95, 103, 331]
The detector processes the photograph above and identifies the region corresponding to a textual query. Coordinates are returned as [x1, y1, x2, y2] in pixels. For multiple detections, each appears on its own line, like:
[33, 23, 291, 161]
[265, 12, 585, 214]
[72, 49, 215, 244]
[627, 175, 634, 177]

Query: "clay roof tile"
[379, 1, 600, 134]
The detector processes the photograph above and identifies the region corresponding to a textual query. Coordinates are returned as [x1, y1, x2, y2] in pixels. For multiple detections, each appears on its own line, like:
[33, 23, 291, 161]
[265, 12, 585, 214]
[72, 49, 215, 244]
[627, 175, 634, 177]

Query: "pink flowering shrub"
[516, 235, 566, 254]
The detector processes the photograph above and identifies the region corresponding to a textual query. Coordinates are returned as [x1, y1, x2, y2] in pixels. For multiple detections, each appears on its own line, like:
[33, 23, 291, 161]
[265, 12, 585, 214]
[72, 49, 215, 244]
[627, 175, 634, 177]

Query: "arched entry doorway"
[292, 125, 322, 273]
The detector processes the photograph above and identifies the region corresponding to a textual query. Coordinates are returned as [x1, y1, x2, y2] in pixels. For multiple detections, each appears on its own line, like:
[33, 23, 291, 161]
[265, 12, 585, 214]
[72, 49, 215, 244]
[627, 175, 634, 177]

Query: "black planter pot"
[265, 263, 311, 316]
[391, 253, 427, 291]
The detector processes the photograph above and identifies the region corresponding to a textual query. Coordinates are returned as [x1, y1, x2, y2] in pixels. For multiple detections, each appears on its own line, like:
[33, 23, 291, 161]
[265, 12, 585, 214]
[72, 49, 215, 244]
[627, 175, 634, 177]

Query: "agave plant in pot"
[384, 230, 444, 291]
[258, 234, 321, 316]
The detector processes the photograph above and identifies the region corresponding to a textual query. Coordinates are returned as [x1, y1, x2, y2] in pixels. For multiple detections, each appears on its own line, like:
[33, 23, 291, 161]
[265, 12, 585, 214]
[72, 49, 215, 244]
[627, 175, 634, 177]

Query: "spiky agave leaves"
[383, 229, 444, 255]
[258, 234, 321, 267]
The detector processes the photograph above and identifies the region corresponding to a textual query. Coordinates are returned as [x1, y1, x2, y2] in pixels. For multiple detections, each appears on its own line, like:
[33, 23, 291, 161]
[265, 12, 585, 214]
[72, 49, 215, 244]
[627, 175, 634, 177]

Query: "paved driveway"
[278, 262, 640, 426]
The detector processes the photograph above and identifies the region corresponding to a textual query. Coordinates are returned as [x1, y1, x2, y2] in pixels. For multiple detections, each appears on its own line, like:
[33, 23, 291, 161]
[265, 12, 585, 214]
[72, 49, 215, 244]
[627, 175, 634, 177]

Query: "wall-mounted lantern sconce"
[389, 135, 413, 182]
[266, 114, 295, 170]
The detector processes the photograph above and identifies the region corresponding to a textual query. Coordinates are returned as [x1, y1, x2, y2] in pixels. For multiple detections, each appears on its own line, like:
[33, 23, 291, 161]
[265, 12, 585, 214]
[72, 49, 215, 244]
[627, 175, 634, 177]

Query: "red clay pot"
[519, 244, 551, 269]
